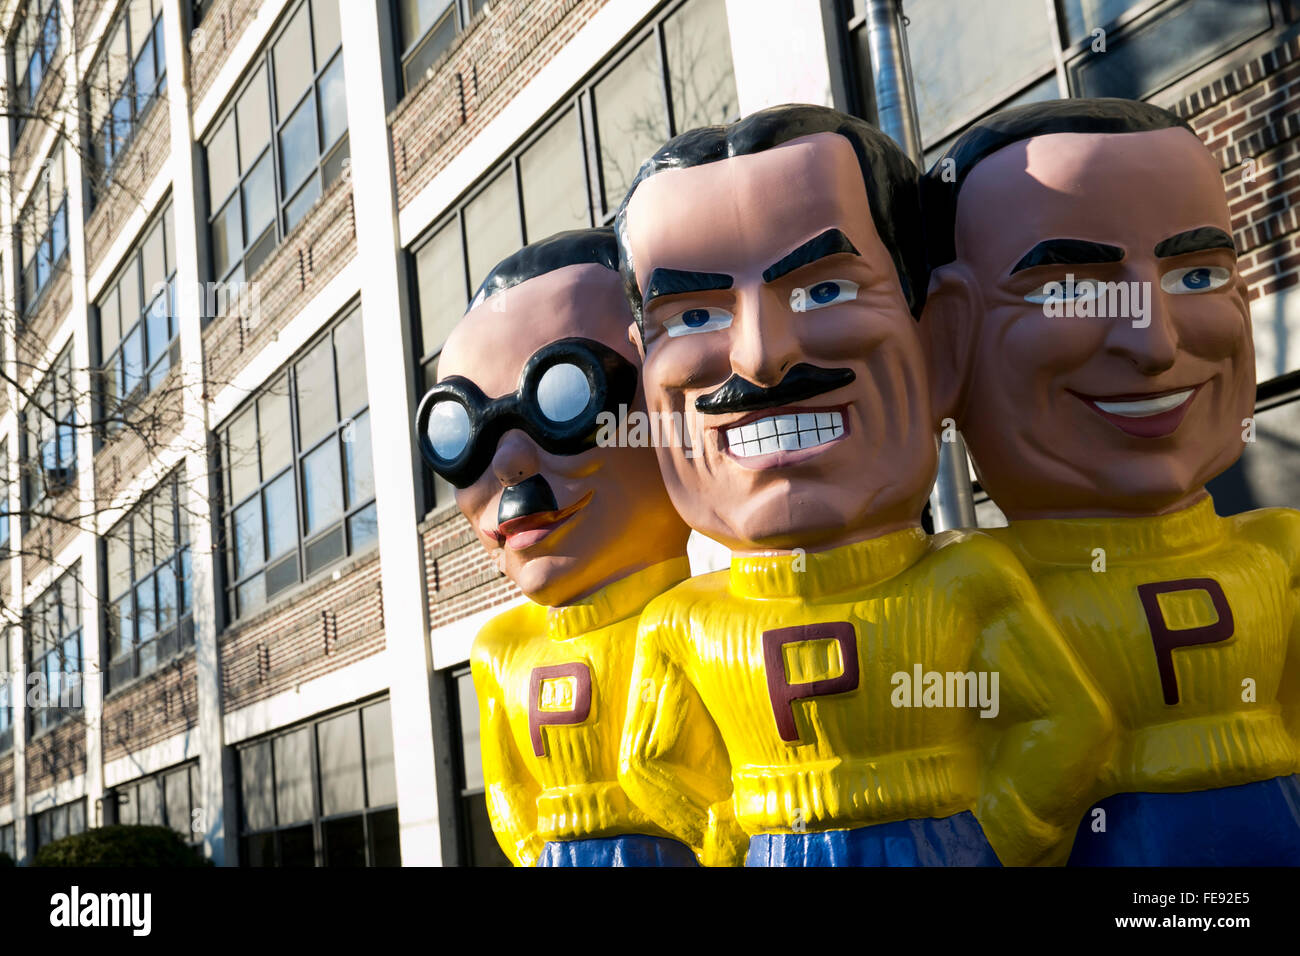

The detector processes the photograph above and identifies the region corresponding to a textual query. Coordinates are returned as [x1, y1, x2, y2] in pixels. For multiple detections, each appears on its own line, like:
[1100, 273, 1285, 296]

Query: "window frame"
[235, 697, 400, 867]
[24, 565, 83, 737]
[218, 306, 375, 622]
[83, 0, 168, 194]
[16, 147, 69, 318]
[32, 797, 87, 851]
[0, 629, 13, 755]
[6, 0, 61, 140]
[19, 346, 77, 528]
[95, 200, 179, 435]
[107, 759, 203, 849]
[446, 666, 509, 866]
[102, 469, 194, 694]
[201, 0, 349, 287]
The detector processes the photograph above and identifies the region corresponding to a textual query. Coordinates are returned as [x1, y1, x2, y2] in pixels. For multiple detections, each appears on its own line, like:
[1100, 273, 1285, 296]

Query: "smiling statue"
[920, 98, 1300, 864]
[416, 228, 709, 867]
[613, 104, 1113, 867]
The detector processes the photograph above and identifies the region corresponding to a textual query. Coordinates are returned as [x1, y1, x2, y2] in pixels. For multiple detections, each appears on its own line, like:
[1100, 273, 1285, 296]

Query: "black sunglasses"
[415, 337, 638, 488]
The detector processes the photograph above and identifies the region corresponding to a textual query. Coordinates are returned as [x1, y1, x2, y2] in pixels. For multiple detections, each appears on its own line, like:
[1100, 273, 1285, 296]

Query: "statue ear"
[919, 262, 982, 429]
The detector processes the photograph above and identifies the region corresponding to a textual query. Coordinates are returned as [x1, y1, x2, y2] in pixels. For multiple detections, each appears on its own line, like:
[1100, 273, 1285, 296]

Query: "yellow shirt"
[470, 557, 696, 867]
[991, 497, 1300, 798]
[619, 528, 1113, 866]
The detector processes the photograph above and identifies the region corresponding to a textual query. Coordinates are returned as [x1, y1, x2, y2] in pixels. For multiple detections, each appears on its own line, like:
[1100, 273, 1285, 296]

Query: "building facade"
[0, 0, 1296, 866]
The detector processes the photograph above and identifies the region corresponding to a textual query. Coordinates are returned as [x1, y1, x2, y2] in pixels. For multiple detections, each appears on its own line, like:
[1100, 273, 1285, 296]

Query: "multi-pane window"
[0, 823, 14, 860]
[110, 760, 202, 849]
[97, 202, 178, 427]
[85, 0, 167, 187]
[221, 308, 375, 619]
[25, 567, 83, 735]
[238, 699, 400, 867]
[104, 471, 193, 691]
[0, 629, 13, 754]
[204, 0, 347, 284]
[392, 0, 489, 93]
[20, 347, 76, 526]
[17, 148, 68, 314]
[411, 0, 737, 391]
[33, 798, 87, 850]
[450, 668, 508, 866]
[0, 440, 10, 552]
[8, 0, 60, 136]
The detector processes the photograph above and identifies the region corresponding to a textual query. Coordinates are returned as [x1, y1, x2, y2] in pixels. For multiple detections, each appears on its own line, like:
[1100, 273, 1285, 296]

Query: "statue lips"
[1068, 384, 1204, 439]
[493, 491, 594, 551]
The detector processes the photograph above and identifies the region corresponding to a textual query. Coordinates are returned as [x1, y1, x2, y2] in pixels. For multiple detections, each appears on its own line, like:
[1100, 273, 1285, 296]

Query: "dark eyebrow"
[1010, 238, 1125, 275]
[643, 267, 733, 306]
[762, 228, 860, 283]
[1154, 227, 1236, 258]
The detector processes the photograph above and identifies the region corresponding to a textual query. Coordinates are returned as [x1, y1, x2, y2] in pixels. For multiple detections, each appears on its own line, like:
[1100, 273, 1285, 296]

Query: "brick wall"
[25, 720, 87, 795]
[220, 550, 385, 711]
[422, 508, 519, 632]
[102, 650, 199, 765]
[189, 0, 262, 107]
[1174, 33, 1300, 311]
[202, 178, 357, 395]
[93, 366, 187, 509]
[16, 264, 73, 372]
[0, 752, 12, 807]
[83, 95, 173, 280]
[389, 0, 610, 210]
[21, 489, 82, 590]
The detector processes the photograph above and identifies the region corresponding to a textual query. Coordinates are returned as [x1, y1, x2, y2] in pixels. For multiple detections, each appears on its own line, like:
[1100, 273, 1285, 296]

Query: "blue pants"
[537, 835, 699, 867]
[746, 810, 1001, 866]
[1068, 773, 1300, 866]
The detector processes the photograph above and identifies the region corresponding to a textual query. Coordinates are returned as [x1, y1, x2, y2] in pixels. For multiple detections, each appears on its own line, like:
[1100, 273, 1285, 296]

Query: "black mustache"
[497, 474, 558, 525]
[694, 364, 856, 416]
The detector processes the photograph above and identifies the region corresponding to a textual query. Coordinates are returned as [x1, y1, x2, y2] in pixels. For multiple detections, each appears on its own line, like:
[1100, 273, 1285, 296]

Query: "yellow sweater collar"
[730, 527, 929, 600]
[1005, 496, 1223, 565]
[546, 556, 690, 639]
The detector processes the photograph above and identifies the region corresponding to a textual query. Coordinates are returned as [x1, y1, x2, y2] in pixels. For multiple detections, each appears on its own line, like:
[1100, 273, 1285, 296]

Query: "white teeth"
[1094, 389, 1194, 418]
[725, 411, 845, 458]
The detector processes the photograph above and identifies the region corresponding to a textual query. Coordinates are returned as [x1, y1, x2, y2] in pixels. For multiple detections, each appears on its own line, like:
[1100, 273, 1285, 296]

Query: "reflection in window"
[33, 798, 87, 850]
[97, 203, 178, 428]
[110, 761, 203, 850]
[220, 308, 375, 620]
[238, 699, 400, 866]
[204, 0, 347, 284]
[17, 148, 68, 314]
[25, 567, 83, 735]
[8, 0, 60, 136]
[593, 36, 669, 215]
[519, 109, 590, 242]
[85, 0, 166, 189]
[663, 0, 738, 133]
[104, 471, 193, 691]
[20, 347, 76, 524]
[0, 629, 13, 754]
[451, 669, 508, 865]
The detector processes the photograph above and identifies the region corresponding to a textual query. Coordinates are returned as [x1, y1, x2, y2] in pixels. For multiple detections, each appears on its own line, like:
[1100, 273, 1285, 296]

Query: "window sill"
[102, 640, 196, 704]
[27, 712, 84, 742]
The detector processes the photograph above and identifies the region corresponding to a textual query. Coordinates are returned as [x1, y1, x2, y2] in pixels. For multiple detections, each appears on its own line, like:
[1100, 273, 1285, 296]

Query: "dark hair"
[922, 98, 1195, 268]
[469, 227, 620, 311]
[614, 104, 927, 327]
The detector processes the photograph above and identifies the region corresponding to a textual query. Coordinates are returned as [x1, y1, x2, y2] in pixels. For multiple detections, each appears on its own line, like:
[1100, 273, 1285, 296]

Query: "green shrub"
[0, 851, 14, 868]
[31, 825, 210, 867]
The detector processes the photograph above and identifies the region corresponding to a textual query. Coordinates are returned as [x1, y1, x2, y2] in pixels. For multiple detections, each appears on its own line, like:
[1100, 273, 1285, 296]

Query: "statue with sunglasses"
[415, 228, 728, 866]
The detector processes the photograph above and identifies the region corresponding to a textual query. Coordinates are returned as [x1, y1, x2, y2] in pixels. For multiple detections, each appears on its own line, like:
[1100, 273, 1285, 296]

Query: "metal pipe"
[862, 0, 978, 530]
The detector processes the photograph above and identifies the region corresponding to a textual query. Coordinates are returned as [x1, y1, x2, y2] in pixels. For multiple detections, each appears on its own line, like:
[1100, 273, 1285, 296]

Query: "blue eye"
[664, 307, 732, 337]
[790, 279, 859, 312]
[1161, 265, 1231, 295]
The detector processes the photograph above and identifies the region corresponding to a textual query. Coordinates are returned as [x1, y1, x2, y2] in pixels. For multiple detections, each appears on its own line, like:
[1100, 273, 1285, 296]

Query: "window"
[33, 798, 87, 850]
[20, 347, 76, 526]
[25, 567, 82, 735]
[110, 760, 202, 848]
[408, 0, 736, 506]
[238, 699, 400, 867]
[0, 629, 12, 754]
[103, 471, 193, 691]
[0, 823, 14, 860]
[220, 308, 374, 619]
[204, 0, 347, 284]
[449, 668, 508, 866]
[97, 202, 178, 427]
[393, 0, 489, 93]
[16, 147, 68, 314]
[85, 0, 167, 188]
[7, 0, 60, 137]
